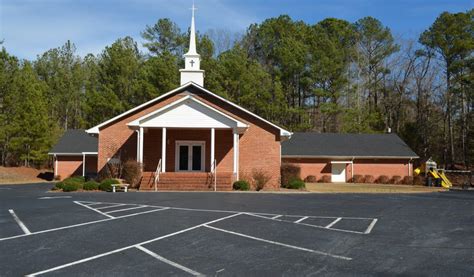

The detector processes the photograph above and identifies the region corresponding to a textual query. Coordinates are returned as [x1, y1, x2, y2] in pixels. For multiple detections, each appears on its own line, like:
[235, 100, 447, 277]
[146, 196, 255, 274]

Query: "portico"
[128, 95, 248, 181]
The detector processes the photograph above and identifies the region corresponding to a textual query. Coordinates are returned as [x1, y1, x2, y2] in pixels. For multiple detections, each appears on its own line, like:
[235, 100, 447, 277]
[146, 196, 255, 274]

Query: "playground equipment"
[414, 158, 452, 188]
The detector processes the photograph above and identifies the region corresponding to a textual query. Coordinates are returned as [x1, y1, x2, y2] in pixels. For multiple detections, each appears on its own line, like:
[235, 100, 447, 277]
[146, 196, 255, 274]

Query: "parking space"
[0, 183, 473, 276]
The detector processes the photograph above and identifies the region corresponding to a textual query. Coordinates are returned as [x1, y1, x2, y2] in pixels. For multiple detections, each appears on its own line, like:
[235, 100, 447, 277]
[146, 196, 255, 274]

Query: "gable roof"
[49, 130, 98, 155]
[86, 82, 292, 137]
[282, 133, 418, 159]
[127, 95, 248, 129]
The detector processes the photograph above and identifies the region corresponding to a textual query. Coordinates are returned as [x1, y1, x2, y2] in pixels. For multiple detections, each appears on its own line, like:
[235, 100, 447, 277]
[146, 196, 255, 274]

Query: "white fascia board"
[282, 155, 419, 159]
[128, 95, 248, 128]
[87, 81, 291, 137]
[330, 161, 353, 164]
[48, 153, 83, 156]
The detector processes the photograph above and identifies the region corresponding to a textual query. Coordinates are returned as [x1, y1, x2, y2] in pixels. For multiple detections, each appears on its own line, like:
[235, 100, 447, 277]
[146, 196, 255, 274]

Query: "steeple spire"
[180, 2, 204, 86]
[186, 3, 198, 55]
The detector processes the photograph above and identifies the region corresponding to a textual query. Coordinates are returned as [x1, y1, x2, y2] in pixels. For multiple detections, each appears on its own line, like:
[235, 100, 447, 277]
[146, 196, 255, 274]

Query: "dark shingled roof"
[282, 133, 418, 158]
[49, 130, 98, 154]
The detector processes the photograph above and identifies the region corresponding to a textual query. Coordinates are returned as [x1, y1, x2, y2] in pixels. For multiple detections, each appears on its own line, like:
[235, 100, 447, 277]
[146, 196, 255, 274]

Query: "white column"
[136, 130, 140, 161]
[82, 154, 86, 177]
[162, 127, 166, 172]
[54, 155, 58, 177]
[139, 127, 144, 164]
[210, 128, 215, 170]
[233, 130, 239, 179]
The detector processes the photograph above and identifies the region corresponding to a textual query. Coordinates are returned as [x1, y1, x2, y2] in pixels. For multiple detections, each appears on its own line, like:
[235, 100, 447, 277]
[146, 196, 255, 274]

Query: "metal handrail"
[154, 159, 162, 192]
[210, 159, 217, 191]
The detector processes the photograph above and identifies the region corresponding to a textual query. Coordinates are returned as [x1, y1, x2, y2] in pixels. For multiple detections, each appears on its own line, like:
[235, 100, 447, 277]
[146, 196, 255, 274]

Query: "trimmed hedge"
[318, 175, 331, 183]
[364, 175, 375, 183]
[233, 180, 250, 191]
[390, 175, 402, 184]
[62, 182, 82, 192]
[83, 181, 99, 190]
[99, 178, 120, 191]
[376, 175, 390, 184]
[286, 178, 305, 189]
[54, 182, 65, 190]
[304, 175, 317, 183]
[352, 174, 364, 183]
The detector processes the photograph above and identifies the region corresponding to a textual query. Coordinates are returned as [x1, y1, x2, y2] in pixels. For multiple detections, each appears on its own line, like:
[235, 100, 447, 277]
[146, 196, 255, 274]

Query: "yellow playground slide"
[430, 170, 452, 188]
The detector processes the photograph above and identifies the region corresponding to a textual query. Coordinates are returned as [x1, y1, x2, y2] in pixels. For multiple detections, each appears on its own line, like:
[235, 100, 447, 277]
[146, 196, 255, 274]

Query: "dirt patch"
[305, 182, 446, 193]
[0, 166, 52, 184]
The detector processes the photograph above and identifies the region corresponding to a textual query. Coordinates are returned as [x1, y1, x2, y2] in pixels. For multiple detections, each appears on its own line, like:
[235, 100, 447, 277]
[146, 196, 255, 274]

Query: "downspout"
[351, 157, 355, 181]
[408, 158, 413, 177]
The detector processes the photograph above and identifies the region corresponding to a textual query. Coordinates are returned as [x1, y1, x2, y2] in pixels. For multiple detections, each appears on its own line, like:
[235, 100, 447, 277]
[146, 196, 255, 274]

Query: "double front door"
[175, 141, 205, 171]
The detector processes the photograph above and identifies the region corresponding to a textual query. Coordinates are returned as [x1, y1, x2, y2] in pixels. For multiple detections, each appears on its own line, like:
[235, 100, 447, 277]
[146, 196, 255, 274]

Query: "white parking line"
[325, 217, 342, 228]
[8, 209, 31, 234]
[204, 225, 352, 261]
[246, 213, 369, 235]
[74, 201, 115, 219]
[96, 204, 126, 210]
[364, 219, 378, 234]
[294, 216, 308, 223]
[0, 207, 170, 242]
[39, 196, 72, 200]
[26, 213, 243, 276]
[136, 245, 202, 276]
[105, 205, 148, 214]
[271, 215, 282, 219]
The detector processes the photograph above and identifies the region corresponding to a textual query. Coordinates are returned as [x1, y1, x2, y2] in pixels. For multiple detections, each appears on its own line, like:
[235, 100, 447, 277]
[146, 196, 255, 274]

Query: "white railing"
[154, 159, 162, 192]
[210, 159, 217, 191]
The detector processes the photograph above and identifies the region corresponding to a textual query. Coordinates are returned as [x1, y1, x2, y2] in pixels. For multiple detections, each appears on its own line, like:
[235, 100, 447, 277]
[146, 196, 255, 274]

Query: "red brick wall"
[55, 155, 98, 180]
[55, 156, 82, 179]
[282, 157, 410, 182]
[97, 89, 282, 189]
[353, 159, 410, 179]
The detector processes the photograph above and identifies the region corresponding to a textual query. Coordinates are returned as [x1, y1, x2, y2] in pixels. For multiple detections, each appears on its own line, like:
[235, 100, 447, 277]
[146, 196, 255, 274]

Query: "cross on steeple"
[180, 2, 204, 86]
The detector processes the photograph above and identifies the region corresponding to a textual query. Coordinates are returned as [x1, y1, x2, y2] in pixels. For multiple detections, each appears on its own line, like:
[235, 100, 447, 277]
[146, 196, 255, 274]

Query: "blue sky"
[0, 0, 472, 60]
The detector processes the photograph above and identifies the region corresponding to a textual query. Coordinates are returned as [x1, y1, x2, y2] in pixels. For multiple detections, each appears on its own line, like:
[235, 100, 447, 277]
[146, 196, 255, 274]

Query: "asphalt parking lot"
[0, 184, 473, 276]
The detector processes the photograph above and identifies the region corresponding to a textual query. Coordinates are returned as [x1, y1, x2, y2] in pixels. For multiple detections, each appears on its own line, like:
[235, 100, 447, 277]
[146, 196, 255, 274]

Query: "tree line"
[0, 10, 472, 168]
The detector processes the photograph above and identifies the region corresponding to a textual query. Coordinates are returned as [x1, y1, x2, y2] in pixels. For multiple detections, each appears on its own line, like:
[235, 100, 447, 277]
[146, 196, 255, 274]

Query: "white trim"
[330, 161, 353, 164]
[128, 95, 248, 130]
[174, 140, 205, 172]
[48, 152, 98, 156]
[283, 155, 419, 159]
[86, 82, 291, 137]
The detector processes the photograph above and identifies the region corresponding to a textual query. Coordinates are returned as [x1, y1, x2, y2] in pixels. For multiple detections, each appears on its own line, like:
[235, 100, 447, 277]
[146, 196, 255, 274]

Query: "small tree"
[121, 159, 142, 188]
[252, 169, 271, 191]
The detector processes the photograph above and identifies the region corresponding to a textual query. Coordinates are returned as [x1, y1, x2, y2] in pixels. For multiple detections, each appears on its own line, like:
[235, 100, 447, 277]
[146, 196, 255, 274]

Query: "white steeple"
[180, 3, 204, 86]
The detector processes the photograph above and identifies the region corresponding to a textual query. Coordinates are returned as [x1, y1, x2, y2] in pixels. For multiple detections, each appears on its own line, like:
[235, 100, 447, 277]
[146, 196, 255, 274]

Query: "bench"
[111, 184, 129, 193]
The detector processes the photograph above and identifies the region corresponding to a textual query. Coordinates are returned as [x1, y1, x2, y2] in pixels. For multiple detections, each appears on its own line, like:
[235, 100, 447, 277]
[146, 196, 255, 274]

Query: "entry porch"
[127, 95, 247, 191]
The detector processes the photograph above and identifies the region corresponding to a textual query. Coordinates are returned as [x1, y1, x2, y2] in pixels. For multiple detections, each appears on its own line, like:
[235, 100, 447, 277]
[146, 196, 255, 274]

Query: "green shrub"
[62, 182, 82, 192]
[286, 178, 305, 189]
[54, 182, 65, 190]
[281, 163, 301, 187]
[233, 180, 250, 191]
[99, 178, 120, 191]
[83, 181, 99, 190]
[64, 176, 85, 183]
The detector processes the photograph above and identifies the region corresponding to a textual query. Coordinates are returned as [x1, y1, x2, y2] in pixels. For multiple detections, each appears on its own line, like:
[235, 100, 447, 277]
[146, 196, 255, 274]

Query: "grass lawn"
[305, 182, 446, 193]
